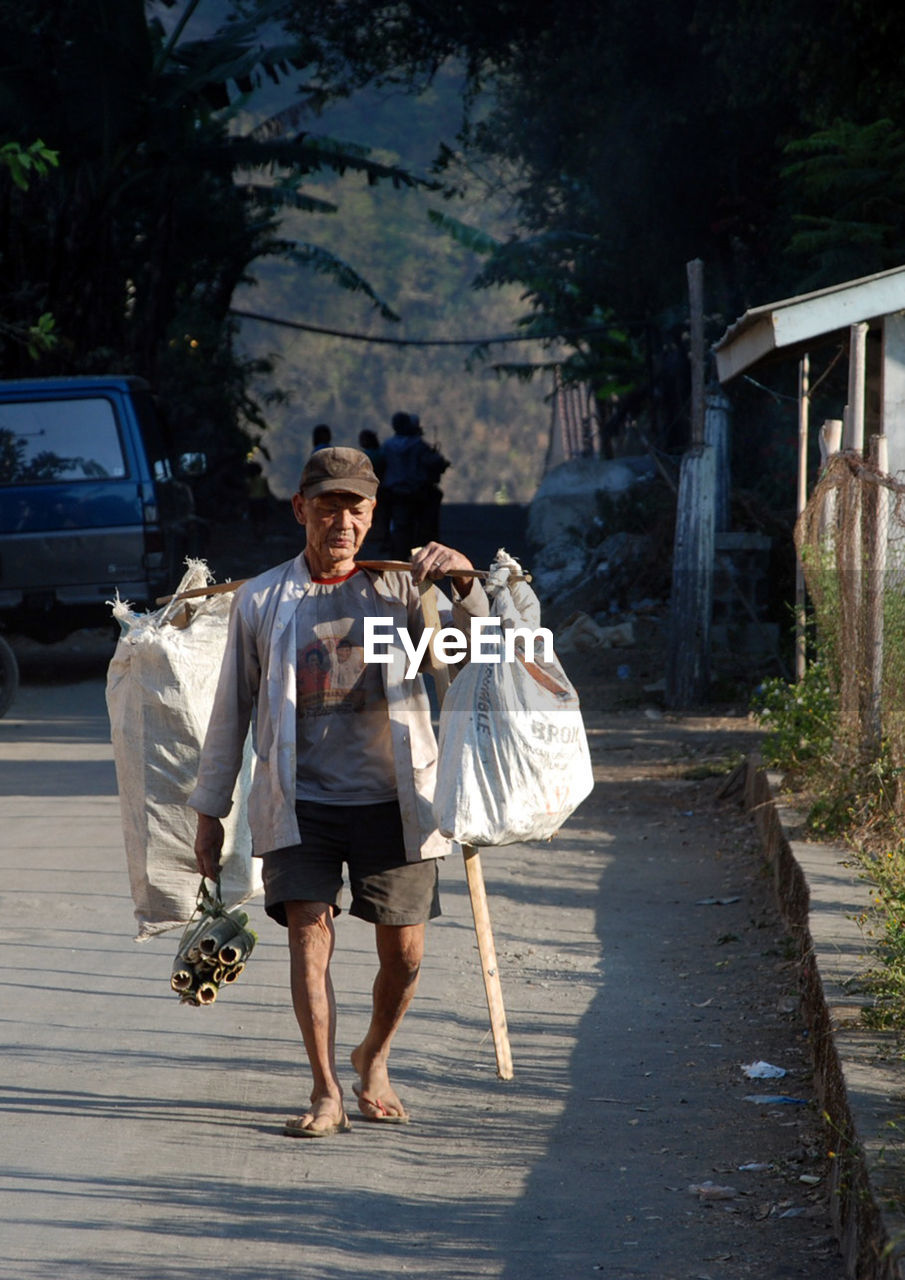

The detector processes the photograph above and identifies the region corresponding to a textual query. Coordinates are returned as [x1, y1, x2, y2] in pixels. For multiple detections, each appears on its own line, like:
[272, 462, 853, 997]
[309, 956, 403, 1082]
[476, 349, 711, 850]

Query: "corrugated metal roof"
[713, 263, 905, 382]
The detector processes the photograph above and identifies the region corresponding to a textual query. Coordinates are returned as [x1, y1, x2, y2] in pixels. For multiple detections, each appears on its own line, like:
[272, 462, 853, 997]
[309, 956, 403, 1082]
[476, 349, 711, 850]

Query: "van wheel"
[0, 635, 19, 718]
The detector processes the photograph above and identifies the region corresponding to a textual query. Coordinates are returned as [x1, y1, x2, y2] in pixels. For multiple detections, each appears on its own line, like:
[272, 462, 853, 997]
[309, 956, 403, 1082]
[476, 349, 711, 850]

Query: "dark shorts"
[261, 800, 441, 928]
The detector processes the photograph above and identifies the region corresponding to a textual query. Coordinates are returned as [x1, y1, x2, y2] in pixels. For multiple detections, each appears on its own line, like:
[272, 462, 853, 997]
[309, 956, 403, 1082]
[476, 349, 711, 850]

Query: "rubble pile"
[527, 455, 671, 653]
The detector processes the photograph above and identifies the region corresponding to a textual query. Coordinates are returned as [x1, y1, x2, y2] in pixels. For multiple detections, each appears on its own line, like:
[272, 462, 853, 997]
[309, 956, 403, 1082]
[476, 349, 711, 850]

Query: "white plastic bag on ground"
[106, 561, 259, 939]
[433, 549, 594, 846]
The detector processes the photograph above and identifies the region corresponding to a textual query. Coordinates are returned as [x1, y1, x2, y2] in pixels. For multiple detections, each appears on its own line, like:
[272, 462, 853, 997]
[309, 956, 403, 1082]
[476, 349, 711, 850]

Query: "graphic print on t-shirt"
[294, 573, 396, 803]
[295, 631, 371, 714]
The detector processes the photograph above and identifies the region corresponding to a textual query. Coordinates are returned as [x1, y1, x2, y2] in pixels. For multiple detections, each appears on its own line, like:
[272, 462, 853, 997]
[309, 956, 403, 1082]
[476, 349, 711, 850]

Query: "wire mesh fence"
[796, 449, 905, 799]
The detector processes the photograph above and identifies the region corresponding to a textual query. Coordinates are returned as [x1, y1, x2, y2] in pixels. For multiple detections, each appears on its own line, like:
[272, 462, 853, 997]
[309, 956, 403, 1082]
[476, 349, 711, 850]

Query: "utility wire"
[741, 373, 798, 404]
[229, 307, 614, 348]
[741, 346, 846, 405]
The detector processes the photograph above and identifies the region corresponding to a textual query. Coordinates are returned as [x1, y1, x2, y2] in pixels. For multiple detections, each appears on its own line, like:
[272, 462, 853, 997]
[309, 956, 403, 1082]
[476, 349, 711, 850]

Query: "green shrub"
[751, 661, 836, 774]
[752, 661, 905, 1026]
[852, 837, 905, 1028]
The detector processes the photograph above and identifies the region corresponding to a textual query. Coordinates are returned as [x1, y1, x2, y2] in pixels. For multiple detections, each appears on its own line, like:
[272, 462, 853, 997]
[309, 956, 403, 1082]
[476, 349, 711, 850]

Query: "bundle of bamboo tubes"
[171, 881, 256, 1006]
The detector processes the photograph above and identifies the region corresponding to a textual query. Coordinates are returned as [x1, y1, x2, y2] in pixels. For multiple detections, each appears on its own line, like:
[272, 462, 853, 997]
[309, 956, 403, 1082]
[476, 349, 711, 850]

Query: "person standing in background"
[381, 412, 449, 558]
[245, 460, 271, 538]
[358, 429, 389, 552]
[311, 424, 332, 452]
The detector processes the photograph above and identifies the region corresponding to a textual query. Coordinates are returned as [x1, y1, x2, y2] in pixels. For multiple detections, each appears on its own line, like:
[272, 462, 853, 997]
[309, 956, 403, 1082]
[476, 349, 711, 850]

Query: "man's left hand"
[195, 813, 225, 881]
[410, 542, 475, 597]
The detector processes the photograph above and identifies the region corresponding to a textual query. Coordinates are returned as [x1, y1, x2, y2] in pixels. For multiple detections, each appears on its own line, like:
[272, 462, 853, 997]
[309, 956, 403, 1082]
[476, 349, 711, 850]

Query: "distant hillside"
[233, 66, 554, 503]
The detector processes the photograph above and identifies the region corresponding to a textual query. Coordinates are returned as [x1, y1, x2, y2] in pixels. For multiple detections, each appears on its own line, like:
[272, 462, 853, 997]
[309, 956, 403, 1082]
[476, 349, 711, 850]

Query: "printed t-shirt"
[294, 569, 396, 804]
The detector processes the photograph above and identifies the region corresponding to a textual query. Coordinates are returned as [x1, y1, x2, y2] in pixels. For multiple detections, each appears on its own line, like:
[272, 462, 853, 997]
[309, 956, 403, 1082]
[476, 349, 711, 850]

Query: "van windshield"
[0, 397, 128, 485]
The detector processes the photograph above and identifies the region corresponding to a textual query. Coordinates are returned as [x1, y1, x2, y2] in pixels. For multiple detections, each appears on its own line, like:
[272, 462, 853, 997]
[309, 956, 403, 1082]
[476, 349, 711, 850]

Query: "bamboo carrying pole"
[418, 577, 514, 1081]
[153, 563, 519, 606]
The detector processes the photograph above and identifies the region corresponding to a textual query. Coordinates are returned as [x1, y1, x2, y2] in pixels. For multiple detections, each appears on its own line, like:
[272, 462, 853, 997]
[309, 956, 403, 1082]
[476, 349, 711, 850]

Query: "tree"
[275, 0, 773, 443]
[782, 119, 905, 290]
[0, 0, 423, 505]
[0, 139, 58, 358]
[274, 0, 905, 454]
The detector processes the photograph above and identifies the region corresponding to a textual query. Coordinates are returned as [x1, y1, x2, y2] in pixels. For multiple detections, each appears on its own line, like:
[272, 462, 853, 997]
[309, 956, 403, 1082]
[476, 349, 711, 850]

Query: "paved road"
[1, 646, 844, 1280]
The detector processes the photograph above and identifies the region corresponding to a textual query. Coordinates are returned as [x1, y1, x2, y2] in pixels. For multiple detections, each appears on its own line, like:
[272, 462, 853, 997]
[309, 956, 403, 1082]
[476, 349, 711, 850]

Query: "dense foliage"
[278, 0, 905, 449]
[0, 0, 420, 507]
[7, 1, 905, 498]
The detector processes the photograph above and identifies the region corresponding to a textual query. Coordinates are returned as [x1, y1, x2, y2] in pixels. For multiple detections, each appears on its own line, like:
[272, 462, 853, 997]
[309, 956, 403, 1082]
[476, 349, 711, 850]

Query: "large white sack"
[433, 550, 594, 846]
[106, 562, 259, 939]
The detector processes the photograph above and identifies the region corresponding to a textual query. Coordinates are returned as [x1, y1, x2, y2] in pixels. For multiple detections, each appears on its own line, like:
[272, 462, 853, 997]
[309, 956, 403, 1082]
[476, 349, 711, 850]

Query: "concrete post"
[666, 443, 716, 709]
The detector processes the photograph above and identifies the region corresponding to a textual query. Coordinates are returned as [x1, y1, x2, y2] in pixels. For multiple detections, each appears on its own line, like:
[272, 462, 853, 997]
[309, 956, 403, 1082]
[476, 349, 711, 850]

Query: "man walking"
[190, 447, 486, 1137]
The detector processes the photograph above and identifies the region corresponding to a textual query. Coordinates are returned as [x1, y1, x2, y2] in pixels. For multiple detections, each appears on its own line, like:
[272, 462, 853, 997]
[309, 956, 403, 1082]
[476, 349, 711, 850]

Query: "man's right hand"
[195, 813, 225, 880]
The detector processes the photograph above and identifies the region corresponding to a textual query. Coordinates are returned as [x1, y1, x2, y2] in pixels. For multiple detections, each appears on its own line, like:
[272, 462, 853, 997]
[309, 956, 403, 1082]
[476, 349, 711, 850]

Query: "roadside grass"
[680, 755, 744, 780]
[753, 665, 905, 1029]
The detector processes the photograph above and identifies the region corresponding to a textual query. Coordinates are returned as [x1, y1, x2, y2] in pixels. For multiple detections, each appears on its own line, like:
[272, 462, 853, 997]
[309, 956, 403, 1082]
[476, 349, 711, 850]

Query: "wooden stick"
[418, 579, 452, 700]
[463, 846, 513, 1080]
[418, 578, 514, 1080]
[154, 561, 517, 606]
[358, 559, 489, 578]
[360, 559, 530, 583]
[156, 579, 248, 605]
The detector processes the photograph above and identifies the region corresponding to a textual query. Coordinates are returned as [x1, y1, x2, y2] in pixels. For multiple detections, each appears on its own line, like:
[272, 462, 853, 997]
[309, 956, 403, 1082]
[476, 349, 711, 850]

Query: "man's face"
[292, 489, 374, 575]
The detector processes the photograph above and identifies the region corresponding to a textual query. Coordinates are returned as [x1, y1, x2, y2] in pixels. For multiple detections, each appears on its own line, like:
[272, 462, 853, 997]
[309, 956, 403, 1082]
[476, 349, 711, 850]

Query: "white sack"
[106, 562, 259, 938]
[433, 550, 594, 846]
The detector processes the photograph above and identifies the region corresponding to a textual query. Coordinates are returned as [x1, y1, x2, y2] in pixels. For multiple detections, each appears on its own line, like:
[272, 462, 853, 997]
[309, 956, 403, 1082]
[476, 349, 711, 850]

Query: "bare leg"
[351, 922, 424, 1120]
[285, 900, 347, 1134]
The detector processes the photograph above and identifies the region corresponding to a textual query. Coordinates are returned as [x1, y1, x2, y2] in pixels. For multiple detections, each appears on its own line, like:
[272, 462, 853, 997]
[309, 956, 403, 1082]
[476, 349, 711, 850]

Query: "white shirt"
[188, 552, 488, 862]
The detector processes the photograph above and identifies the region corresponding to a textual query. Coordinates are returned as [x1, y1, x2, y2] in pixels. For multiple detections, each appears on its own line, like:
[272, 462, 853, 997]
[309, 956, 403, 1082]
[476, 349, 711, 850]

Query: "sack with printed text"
[105, 561, 259, 939]
[433, 550, 594, 846]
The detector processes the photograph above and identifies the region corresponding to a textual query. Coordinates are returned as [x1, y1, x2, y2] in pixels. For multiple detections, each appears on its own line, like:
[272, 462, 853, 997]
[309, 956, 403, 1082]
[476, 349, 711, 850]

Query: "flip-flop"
[353, 1084, 410, 1124]
[284, 1112, 352, 1139]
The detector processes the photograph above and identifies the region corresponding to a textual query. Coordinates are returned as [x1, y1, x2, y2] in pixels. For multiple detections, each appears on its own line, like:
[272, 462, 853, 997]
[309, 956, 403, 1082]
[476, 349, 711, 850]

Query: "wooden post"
[418, 579, 514, 1080]
[846, 322, 869, 453]
[705, 386, 731, 534]
[795, 355, 810, 681]
[819, 418, 843, 469]
[666, 261, 714, 710]
[863, 435, 888, 753]
[838, 464, 862, 732]
[817, 419, 843, 546]
[687, 259, 705, 447]
[881, 314, 905, 478]
[837, 324, 870, 714]
[665, 443, 716, 709]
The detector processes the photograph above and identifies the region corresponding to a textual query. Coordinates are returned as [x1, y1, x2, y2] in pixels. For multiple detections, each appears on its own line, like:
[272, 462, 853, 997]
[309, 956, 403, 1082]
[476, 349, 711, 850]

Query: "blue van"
[0, 375, 202, 644]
